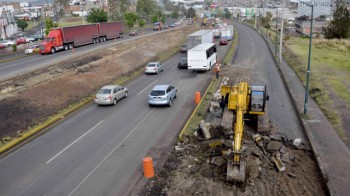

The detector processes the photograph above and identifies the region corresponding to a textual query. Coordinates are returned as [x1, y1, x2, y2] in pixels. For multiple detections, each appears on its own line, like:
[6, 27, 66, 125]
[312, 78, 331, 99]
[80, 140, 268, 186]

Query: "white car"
[25, 45, 39, 54]
[94, 85, 128, 105]
[26, 37, 36, 42]
[0, 40, 15, 47]
[145, 62, 164, 74]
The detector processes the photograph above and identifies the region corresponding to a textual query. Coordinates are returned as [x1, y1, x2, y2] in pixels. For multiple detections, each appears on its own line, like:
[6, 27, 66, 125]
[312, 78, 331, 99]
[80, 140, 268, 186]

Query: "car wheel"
[64, 45, 68, 51]
[168, 99, 172, 107]
[157, 70, 160, 74]
[113, 99, 117, 105]
[174, 92, 177, 98]
[149, 104, 153, 107]
[124, 91, 128, 98]
[51, 48, 55, 54]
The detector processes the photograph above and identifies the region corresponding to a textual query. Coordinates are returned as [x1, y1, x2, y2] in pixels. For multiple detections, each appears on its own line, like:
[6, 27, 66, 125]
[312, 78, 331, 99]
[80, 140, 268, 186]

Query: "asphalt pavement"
[252, 22, 350, 196]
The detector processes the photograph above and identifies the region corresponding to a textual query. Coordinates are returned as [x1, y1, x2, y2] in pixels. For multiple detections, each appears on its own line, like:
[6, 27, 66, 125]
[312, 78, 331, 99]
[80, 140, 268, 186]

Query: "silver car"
[148, 85, 177, 107]
[145, 62, 164, 74]
[94, 85, 128, 105]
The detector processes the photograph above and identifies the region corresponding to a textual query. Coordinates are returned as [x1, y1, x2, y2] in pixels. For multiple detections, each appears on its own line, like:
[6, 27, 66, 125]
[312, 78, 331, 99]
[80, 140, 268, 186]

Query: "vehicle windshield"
[147, 63, 156, 67]
[97, 89, 112, 94]
[150, 90, 165, 96]
[43, 37, 53, 42]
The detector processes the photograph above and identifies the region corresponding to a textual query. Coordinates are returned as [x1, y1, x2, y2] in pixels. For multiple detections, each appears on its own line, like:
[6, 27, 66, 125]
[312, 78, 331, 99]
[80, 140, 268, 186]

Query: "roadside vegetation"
[283, 38, 350, 139]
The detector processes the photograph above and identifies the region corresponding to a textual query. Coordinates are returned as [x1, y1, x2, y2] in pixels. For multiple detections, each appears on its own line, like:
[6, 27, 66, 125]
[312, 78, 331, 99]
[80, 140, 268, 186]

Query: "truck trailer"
[186, 30, 213, 51]
[40, 21, 124, 54]
[220, 25, 234, 41]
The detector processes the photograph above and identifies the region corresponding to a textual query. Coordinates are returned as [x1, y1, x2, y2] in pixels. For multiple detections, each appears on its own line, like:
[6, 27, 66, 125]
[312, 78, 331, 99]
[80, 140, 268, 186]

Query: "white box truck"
[187, 30, 213, 51]
[221, 25, 234, 41]
[187, 43, 217, 71]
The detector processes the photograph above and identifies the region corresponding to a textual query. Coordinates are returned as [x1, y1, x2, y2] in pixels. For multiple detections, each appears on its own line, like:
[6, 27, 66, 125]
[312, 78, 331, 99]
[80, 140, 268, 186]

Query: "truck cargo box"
[62, 24, 99, 47]
[99, 21, 124, 39]
[187, 30, 213, 50]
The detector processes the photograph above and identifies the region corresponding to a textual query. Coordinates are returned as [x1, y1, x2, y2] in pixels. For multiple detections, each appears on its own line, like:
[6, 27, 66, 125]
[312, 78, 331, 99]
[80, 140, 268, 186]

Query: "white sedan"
[145, 62, 164, 74]
[25, 45, 39, 54]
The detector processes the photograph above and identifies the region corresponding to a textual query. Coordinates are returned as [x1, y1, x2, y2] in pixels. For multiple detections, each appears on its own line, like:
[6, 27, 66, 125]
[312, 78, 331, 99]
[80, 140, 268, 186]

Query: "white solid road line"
[46, 120, 104, 164]
[137, 79, 157, 95]
[68, 109, 155, 196]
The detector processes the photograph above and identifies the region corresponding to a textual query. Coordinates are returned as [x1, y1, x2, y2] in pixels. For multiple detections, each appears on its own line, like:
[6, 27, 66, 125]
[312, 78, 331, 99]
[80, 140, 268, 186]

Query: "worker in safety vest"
[214, 62, 220, 79]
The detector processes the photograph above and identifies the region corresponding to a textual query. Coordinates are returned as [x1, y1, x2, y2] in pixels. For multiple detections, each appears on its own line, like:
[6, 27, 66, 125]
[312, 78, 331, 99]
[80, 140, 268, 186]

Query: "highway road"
[233, 22, 306, 141]
[0, 34, 231, 195]
[0, 27, 166, 81]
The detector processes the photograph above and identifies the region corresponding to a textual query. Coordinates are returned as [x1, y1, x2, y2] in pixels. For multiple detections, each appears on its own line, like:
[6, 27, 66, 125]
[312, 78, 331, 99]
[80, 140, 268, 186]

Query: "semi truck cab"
[40, 29, 64, 54]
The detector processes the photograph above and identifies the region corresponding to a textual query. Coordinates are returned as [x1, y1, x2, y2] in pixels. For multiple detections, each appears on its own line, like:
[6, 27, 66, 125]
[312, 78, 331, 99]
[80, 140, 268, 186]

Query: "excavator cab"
[250, 85, 269, 113]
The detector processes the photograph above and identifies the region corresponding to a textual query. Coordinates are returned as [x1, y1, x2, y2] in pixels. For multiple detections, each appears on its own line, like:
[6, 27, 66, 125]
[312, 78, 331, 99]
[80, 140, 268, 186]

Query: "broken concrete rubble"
[199, 120, 211, 140]
[266, 140, 282, 152]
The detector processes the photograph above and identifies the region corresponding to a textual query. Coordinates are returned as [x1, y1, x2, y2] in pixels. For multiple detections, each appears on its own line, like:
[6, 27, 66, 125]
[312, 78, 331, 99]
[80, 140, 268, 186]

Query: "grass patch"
[223, 27, 239, 65]
[283, 37, 350, 139]
[179, 78, 221, 138]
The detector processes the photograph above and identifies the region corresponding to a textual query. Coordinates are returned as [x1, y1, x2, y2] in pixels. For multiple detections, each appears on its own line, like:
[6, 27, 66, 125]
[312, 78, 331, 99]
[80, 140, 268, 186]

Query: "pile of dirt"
[0, 26, 199, 138]
[140, 78, 328, 196]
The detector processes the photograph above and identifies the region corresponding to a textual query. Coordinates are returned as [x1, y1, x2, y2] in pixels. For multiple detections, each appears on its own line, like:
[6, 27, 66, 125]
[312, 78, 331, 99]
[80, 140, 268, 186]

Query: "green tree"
[171, 7, 179, 19]
[186, 7, 196, 18]
[45, 18, 59, 36]
[124, 12, 138, 28]
[325, 4, 350, 39]
[259, 11, 272, 29]
[152, 15, 159, 23]
[137, 0, 157, 22]
[223, 8, 232, 19]
[108, 0, 130, 21]
[16, 19, 28, 31]
[87, 9, 108, 23]
[138, 19, 146, 29]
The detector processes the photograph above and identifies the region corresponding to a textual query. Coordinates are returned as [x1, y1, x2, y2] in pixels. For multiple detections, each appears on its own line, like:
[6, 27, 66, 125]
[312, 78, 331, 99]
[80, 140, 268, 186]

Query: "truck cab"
[39, 29, 64, 54]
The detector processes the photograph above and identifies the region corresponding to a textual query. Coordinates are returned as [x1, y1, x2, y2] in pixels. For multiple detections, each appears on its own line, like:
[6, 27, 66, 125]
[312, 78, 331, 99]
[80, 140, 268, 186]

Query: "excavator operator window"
[251, 91, 264, 112]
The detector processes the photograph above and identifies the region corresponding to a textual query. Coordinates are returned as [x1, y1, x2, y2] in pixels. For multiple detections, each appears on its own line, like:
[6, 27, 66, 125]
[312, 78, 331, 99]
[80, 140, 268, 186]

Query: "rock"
[262, 136, 271, 144]
[252, 148, 262, 157]
[201, 169, 213, 178]
[174, 146, 184, 151]
[280, 145, 287, 154]
[193, 131, 198, 137]
[272, 153, 286, 172]
[266, 141, 282, 152]
[211, 156, 226, 167]
[214, 110, 223, 118]
[269, 134, 282, 141]
[199, 120, 211, 140]
[288, 173, 297, 178]
[213, 92, 222, 101]
[209, 101, 220, 113]
[281, 152, 290, 163]
[293, 138, 302, 147]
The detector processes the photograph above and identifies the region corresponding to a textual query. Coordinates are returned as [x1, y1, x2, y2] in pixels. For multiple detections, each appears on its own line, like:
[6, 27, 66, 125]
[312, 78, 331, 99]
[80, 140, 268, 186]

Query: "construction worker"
[214, 62, 220, 79]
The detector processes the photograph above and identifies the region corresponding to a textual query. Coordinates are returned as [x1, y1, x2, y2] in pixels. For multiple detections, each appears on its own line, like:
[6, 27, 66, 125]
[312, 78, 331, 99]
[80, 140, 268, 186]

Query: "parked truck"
[186, 30, 213, 51]
[40, 21, 124, 54]
[220, 25, 234, 41]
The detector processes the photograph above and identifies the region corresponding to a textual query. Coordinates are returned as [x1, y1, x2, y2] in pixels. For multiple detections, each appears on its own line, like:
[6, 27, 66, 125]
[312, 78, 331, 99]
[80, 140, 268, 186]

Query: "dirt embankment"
[0, 26, 198, 139]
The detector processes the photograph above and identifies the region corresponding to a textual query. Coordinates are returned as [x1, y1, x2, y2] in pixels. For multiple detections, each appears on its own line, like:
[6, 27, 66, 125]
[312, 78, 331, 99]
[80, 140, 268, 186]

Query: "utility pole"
[275, 8, 278, 57]
[279, 0, 285, 63]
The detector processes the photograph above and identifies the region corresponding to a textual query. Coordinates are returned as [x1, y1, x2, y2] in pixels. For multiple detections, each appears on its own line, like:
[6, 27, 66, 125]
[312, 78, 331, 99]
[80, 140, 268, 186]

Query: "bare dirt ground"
[140, 67, 328, 196]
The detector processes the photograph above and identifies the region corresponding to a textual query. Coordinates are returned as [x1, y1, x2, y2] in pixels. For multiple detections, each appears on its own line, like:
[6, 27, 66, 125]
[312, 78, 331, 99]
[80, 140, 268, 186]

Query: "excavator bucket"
[227, 159, 246, 182]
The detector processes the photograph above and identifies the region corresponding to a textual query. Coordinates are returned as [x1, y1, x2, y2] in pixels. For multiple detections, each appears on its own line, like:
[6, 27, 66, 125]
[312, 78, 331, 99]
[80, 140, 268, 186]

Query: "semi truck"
[220, 25, 234, 41]
[40, 21, 124, 54]
[186, 30, 213, 51]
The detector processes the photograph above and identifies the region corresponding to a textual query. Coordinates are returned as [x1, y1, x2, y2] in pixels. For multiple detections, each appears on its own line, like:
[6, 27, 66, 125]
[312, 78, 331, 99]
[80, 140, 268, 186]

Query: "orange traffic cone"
[194, 92, 201, 105]
[143, 157, 154, 178]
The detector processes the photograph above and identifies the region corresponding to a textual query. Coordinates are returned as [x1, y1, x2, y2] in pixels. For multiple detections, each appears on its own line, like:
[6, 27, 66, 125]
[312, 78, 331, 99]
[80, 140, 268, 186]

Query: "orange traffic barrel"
[143, 157, 154, 178]
[194, 92, 201, 105]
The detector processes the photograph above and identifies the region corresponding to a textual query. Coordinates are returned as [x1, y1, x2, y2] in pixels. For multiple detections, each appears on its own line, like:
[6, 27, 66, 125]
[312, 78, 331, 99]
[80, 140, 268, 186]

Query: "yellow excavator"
[221, 82, 269, 182]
